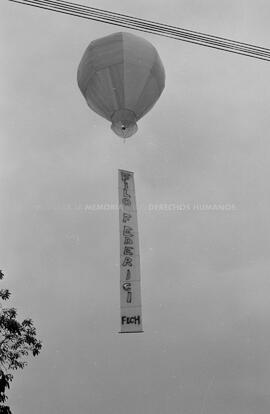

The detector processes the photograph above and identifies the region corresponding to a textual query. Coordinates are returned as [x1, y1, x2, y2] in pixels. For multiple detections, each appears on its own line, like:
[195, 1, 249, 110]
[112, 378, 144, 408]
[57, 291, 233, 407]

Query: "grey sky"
[1, 1, 270, 413]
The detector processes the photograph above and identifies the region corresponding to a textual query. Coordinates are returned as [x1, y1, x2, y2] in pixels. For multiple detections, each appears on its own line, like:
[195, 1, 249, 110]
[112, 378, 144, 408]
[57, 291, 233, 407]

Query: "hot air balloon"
[77, 32, 165, 138]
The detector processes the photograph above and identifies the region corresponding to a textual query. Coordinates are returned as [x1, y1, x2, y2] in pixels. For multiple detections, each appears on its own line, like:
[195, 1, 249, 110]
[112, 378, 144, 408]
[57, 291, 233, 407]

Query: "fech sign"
[118, 170, 143, 333]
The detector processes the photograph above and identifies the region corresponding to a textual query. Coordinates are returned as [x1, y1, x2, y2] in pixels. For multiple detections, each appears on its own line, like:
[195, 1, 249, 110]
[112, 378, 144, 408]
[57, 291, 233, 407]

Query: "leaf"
[22, 319, 32, 327]
[0, 290, 11, 301]
[0, 404, 13, 414]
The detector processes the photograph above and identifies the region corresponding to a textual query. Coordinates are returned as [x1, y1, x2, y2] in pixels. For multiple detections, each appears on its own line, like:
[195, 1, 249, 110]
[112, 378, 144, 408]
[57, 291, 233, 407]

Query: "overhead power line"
[9, 0, 270, 62]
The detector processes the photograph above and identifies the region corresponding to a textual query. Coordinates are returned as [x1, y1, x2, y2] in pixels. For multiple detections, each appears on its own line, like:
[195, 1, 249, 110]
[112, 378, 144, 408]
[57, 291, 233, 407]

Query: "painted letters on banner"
[118, 170, 143, 333]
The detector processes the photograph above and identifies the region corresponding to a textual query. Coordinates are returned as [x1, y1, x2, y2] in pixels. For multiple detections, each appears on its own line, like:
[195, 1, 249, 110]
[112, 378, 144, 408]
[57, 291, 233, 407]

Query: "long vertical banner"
[118, 170, 143, 333]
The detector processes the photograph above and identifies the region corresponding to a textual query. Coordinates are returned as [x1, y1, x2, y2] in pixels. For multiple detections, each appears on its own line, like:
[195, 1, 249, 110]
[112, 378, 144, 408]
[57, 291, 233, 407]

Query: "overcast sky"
[1, 1, 270, 413]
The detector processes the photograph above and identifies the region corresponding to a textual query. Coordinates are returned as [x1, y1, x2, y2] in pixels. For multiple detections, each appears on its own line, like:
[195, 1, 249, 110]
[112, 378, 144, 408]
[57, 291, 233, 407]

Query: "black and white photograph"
[1, 1, 270, 413]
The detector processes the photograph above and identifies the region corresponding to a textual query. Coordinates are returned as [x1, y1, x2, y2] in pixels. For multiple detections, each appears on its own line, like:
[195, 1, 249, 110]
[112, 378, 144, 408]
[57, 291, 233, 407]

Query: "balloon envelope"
[77, 32, 165, 138]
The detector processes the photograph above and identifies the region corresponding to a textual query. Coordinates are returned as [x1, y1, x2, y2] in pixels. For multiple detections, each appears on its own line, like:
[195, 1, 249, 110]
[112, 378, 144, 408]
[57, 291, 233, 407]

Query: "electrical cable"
[8, 0, 270, 62]
[9, 0, 270, 57]
[29, 0, 270, 57]
[12, 0, 270, 58]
